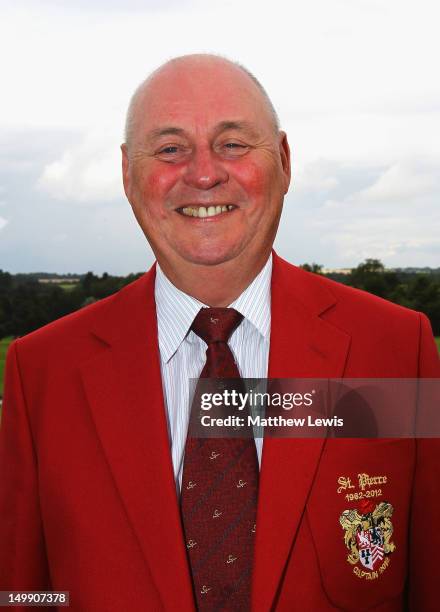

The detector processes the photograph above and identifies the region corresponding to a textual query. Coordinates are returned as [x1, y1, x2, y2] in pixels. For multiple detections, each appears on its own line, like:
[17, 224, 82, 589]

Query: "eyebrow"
[146, 126, 186, 142]
[214, 120, 260, 138]
[146, 120, 260, 143]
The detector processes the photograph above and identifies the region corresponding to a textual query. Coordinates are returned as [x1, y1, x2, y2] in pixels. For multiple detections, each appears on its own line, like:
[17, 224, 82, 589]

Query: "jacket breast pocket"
[307, 439, 415, 611]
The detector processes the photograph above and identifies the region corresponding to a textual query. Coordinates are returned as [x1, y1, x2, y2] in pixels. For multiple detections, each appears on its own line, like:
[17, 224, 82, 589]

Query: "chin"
[180, 242, 244, 267]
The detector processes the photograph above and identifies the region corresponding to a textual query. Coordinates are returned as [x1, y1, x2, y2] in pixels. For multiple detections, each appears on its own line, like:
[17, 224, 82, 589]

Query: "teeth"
[180, 206, 235, 218]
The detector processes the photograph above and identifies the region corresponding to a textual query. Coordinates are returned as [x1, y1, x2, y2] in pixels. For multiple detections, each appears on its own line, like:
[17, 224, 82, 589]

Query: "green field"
[59, 283, 78, 291]
[0, 337, 13, 397]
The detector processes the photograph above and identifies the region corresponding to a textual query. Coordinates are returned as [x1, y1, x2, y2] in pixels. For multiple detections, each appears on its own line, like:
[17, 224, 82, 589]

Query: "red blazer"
[1, 252, 439, 611]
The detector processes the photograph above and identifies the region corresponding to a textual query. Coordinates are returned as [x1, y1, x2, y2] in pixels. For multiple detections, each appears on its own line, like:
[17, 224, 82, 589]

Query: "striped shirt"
[155, 254, 272, 491]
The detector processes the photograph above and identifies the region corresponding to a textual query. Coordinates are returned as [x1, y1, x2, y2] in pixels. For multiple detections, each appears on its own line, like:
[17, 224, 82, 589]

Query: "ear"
[121, 143, 131, 200]
[278, 131, 291, 193]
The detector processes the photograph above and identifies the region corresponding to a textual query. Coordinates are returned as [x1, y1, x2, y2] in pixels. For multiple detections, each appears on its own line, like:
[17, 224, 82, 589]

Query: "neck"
[157, 249, 272, 307]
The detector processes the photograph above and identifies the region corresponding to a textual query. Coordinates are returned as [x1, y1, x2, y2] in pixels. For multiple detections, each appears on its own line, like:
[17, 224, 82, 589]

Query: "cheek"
[136, 166, 181, 215]
[231, 160, 275, 203]
[146, 169, 175, 194]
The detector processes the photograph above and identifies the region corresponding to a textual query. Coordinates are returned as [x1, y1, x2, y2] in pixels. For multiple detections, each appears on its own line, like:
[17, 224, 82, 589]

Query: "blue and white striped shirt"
[155, 255, 272, 491]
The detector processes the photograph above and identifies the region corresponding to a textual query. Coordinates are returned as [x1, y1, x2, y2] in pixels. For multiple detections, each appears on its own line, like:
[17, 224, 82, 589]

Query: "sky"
[1, 0, 439, 274]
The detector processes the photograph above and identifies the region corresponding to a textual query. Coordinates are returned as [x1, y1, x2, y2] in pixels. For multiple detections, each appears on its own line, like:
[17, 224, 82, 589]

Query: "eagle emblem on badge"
[339, 500, 396, 576]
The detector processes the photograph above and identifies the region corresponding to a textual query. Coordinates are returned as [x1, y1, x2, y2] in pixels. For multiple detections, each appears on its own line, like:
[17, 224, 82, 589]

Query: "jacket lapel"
[79, 266, 195, 611]
[252, 253, 351, 611]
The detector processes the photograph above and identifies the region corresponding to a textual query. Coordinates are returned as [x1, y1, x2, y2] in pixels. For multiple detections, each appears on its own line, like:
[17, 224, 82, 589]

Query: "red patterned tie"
[181, 307, 259, 611]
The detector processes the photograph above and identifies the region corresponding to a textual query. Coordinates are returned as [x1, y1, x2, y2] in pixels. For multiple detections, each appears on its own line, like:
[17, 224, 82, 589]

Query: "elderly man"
[0, 54, 439, 611]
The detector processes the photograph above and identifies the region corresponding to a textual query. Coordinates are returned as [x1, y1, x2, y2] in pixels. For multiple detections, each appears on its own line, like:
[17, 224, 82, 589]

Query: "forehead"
[134, 61, 273, 138]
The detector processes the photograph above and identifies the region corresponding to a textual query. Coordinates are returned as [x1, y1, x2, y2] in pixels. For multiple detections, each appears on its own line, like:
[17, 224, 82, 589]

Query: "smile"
[178, 205, 236, 218]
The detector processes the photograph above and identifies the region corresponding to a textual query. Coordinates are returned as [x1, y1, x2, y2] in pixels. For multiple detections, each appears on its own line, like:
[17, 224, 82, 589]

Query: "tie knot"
[191, 307, 243, 344]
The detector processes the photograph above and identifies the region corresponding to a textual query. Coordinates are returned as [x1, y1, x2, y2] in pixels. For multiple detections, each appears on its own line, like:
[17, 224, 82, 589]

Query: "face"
[122, 58, 291, 274]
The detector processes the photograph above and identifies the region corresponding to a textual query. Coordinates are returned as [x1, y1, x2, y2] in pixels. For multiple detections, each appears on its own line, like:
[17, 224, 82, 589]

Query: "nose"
[183, 147, 229, 190]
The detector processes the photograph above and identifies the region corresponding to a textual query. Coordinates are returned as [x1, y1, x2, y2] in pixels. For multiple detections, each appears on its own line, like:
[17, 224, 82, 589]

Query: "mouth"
[176, 205, 236, 219]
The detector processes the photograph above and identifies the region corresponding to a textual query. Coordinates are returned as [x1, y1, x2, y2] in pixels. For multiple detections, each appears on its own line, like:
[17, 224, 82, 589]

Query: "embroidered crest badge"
[339, 500, 396, 579]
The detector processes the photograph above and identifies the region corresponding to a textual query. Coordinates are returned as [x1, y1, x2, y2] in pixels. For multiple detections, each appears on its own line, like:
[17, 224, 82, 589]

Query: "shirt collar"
[155, 254, 272, 363]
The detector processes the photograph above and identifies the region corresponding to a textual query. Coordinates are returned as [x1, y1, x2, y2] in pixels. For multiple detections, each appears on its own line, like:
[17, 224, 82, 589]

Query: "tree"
[349, 259, 399, 298]
[300, 263, 323, 274]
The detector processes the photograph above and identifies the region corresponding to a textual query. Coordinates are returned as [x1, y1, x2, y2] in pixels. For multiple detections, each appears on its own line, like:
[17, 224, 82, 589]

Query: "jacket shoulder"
[13, 272, 152, 355]
[273, 254, 431, 375]
[275, 254, 420, 326]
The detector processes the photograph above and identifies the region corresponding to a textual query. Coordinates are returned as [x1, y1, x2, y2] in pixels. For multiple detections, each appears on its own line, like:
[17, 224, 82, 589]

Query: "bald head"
[124, 54, 280, 149]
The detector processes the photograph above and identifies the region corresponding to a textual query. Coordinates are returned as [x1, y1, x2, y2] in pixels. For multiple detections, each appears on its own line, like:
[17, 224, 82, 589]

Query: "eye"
[155, 144, 189, 162]
[220, 141, 249, 156]
[158, 146, 179, 154]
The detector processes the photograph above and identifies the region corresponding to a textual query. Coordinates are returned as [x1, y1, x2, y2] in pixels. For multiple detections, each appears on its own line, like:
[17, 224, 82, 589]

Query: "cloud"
[2, 0, 440, 271]
[305, 160, 440, 265]
[357, 162, 439, 203]
[294, 159, 339, 195]
[0, 216, 8, 231]
[23, 0, 194, 13]
[275, 156, 440, 268]
[37, 126, 124, 203]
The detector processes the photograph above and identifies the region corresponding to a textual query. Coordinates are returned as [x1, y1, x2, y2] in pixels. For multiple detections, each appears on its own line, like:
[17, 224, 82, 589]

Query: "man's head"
[121, 54, 291, 280]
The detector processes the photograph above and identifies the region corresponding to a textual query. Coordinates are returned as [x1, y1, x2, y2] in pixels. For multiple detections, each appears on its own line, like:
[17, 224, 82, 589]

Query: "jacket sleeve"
[408, 313, 440, 611]
[0, 339, 50, 593]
